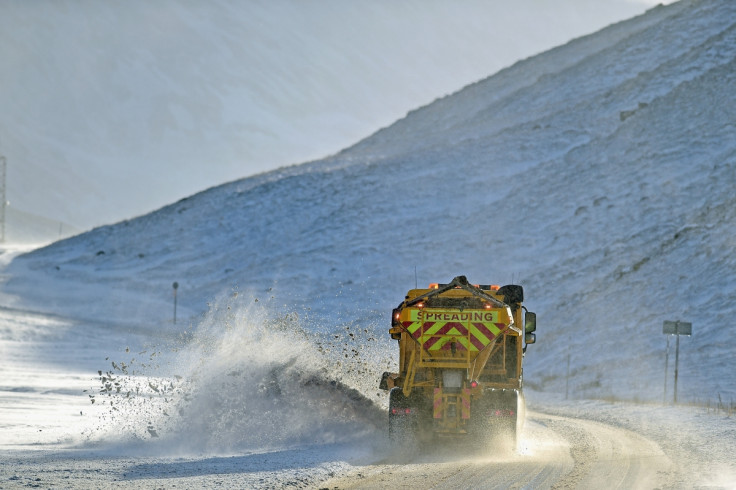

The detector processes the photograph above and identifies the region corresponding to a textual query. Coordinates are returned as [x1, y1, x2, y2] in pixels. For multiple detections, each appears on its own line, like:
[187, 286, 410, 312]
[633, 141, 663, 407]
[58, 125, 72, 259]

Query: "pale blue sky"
[2, 0, 674, 231]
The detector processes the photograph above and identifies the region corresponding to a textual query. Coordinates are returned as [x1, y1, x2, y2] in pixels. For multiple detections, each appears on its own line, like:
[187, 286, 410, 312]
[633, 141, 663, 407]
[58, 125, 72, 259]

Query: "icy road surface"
[1, 407, 732, 489]
[321, 412, 674, 489]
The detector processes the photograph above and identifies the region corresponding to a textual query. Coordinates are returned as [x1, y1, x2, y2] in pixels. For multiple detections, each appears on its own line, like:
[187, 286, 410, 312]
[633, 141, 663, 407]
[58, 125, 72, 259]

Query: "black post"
[172, 282, 179, 324]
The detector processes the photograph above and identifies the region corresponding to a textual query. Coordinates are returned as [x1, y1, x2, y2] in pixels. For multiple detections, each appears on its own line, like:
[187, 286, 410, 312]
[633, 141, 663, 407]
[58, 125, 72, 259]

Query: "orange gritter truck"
[379, 275, 536, 449]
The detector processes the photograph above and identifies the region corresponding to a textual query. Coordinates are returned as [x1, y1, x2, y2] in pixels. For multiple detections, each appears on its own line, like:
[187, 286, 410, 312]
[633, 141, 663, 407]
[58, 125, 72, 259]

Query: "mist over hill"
[4, 0, 735, 404]
[1, 0, 656, 234]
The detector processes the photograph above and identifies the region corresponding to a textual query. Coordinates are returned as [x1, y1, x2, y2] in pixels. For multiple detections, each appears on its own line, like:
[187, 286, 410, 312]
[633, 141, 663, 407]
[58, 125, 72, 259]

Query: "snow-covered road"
[2, 403, 733, 488]
[321, 411, 672, 488]
[1, 306, 734, 489]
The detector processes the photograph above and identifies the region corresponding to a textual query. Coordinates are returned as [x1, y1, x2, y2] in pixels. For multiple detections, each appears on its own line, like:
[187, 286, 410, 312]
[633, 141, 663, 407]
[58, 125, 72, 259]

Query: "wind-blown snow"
[1, 0, 735, 487]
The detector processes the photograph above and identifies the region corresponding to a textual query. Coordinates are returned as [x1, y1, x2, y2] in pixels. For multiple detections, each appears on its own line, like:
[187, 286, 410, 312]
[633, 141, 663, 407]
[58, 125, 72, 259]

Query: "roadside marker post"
[173, 281, 179, 324]
[663, 336, 670, 405]
[663, 320, 692, 404]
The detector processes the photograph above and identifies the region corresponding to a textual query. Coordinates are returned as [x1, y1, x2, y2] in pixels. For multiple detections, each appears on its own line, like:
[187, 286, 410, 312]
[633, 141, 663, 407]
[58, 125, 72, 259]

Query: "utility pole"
[565, 353, 571, 400]
[0, 156, 6, 243]
[663, 336, 670, 404]
[675, 331, 681, 404]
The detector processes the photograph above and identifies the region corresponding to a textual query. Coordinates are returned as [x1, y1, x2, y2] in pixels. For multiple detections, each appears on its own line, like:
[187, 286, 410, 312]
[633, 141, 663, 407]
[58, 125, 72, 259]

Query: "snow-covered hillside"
[3, 0, 735, 417]
[1, 0, 658, 234]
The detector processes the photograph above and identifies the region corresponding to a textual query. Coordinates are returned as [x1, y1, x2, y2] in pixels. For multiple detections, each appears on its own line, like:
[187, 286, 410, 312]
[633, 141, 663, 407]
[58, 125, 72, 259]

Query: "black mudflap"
[388, 387, 432, 453]
[469, 389, 520, 452]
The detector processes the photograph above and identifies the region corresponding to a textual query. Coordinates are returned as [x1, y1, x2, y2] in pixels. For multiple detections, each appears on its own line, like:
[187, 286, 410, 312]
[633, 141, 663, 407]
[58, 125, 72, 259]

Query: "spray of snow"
[83, 291, 390, 455]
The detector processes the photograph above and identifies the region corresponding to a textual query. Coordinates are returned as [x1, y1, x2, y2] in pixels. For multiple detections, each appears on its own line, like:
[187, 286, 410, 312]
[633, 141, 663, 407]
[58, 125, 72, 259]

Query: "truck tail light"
[391, 408, 412, 415]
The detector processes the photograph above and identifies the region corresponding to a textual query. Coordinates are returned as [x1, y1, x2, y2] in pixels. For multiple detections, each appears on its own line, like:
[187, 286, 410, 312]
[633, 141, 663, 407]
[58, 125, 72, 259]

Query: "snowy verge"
[527, 390, 736, 489]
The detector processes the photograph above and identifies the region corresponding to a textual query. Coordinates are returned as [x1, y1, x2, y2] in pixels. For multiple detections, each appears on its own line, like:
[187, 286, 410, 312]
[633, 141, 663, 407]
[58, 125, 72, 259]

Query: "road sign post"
[663, 320, 692, 404]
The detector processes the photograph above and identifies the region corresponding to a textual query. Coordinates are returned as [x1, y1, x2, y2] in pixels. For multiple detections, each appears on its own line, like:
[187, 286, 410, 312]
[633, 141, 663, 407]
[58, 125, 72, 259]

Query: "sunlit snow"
[1, 0, 734, 488]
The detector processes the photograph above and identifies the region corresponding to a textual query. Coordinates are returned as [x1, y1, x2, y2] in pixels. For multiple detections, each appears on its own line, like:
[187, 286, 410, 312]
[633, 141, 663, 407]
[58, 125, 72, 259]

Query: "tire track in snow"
[319, 411, 675, 489]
